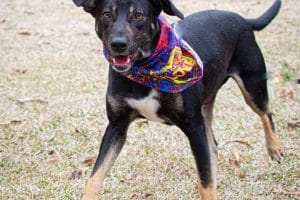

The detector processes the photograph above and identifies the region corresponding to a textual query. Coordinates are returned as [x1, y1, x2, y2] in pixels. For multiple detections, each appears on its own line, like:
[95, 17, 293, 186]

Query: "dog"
[72, 0, 284, 199]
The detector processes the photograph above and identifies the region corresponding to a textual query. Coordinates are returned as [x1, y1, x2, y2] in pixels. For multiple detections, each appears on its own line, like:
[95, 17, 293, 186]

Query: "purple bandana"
[105, 16, 203, 93]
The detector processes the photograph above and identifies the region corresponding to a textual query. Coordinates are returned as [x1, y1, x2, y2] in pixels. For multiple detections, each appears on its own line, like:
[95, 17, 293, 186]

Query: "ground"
[0, 0, 299, 199]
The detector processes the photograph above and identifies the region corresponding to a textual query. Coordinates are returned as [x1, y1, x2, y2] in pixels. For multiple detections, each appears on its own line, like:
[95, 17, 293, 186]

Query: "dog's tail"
[246, 0, 281, 31]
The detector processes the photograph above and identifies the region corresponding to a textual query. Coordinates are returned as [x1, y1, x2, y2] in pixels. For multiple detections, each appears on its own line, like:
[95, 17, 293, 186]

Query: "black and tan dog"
[73, 0, 284, 199]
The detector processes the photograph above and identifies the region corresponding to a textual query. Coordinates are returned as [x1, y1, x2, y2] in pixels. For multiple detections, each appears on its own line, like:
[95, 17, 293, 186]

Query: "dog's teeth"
[112, 56, 131, 66]
[126, 57, 131, 64]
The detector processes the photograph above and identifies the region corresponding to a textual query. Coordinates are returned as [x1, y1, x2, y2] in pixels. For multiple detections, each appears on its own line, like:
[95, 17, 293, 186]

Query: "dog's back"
[174, 0, 281, 101]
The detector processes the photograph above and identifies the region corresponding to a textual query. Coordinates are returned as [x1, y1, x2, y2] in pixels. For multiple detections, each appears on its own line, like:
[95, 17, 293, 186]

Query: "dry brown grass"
[0, 0, 299, 199]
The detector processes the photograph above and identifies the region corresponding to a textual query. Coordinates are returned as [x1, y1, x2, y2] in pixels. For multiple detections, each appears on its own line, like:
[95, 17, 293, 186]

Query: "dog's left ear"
[150, 0, 184, 19]
[73, 0, 98, 16]
[73, 0, 96, 7]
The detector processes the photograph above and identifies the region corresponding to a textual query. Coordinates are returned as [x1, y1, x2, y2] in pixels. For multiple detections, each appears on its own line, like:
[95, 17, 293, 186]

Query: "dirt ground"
[0, 0, 299, 199]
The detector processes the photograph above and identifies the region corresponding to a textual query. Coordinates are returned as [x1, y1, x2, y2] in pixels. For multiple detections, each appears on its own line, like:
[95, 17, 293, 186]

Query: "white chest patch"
[126, 90, 164, 122]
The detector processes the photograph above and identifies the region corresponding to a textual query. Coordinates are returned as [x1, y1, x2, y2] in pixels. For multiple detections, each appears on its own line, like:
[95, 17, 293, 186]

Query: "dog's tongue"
[112, 55, 131, 66]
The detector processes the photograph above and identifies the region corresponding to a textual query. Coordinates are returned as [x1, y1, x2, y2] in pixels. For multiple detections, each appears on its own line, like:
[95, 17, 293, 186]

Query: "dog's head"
[73, 0, 183, 72]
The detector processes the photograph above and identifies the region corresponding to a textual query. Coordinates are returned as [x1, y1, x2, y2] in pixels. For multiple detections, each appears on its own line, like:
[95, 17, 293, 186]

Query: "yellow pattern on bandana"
[154, 47, 198, 85]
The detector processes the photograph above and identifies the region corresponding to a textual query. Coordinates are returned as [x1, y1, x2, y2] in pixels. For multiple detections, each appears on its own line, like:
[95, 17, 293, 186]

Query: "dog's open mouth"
[111, 55, 133, 72]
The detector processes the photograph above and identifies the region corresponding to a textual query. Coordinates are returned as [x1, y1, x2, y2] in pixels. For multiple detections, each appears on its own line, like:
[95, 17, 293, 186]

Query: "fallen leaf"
[287, 90, 294, 99]
[130, 194, 138, 200]
[10, 119, 23, 125]
[279, 89, 294, 99]
[0, 119, 23, 127]
[16, 98, 48, 105]
[236, 170, 246, 179]
[130, 193, 153, 199]
[81, 32, 90, 36]
[14, 69, 28, 74]
[220, 139, 251, 149]
[287, 120, 300, 129]
[47, 150, 55, 155]
[120, 178, 135, 185]
[70, 170, 82, 180]
[231, 148, 240, 167]
[75, 128, 80, 133]
[82, 157, 96, 167]
[18, 31, 32, 36]
[144, 193, 153, 199]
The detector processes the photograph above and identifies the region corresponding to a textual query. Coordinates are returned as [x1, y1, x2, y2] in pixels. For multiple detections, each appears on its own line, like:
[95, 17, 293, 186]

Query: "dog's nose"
[110, 37, 129, 52]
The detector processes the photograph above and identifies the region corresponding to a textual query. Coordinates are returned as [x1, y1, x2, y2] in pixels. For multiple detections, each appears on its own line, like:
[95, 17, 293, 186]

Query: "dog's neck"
[149, 18, 161, 59]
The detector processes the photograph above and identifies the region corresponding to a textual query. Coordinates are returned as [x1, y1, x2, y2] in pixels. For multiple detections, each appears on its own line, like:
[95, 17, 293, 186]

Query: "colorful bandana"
[105, 16, 203, 93]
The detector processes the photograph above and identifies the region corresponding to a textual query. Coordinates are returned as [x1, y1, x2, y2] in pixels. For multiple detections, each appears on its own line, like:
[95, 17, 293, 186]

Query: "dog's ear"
[150, 0, 184, 19]
[73, 0, 98, 16]
[73, 0, 96, 7]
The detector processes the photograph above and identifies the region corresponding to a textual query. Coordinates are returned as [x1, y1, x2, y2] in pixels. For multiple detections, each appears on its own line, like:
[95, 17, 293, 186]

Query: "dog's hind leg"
[82, 122, 129, 200]
[230, 34, 284, 163]
[232, 73, 284, 162]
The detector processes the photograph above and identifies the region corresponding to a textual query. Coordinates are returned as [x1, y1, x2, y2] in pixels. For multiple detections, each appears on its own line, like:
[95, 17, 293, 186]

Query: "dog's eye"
[134, 12, 144, 20]
[103, 11, 112, 19]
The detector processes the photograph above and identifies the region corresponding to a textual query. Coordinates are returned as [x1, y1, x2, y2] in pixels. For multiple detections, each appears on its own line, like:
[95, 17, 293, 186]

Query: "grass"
[0, 0, 299, 199]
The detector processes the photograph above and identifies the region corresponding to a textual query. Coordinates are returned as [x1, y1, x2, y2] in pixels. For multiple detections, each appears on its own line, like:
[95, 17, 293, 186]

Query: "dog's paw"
[266, 136, 284, 163]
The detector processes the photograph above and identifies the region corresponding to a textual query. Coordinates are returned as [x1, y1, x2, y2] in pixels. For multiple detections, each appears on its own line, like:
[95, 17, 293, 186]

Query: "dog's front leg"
[82, 122, 129, 200]
[180, 117, 217, 200]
